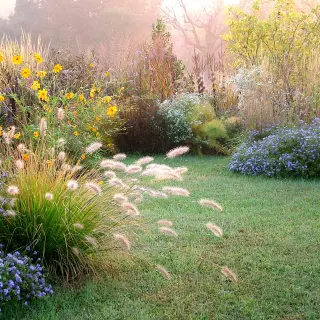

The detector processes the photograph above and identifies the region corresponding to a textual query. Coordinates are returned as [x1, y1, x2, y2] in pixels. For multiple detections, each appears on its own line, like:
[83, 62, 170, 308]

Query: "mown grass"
[5, 156, 320, 320]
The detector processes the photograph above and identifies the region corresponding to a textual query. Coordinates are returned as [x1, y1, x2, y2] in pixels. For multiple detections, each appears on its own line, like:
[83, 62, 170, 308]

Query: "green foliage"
[224, 0, 320, 68]
[132, 19, 185, 101]
[3, 156, 320, 319]
[158, 93, 234, 155]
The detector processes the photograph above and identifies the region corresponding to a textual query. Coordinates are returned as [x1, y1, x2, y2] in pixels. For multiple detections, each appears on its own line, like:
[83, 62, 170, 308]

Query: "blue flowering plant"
[0, 245, 53, 312]
[229, 119, 320, 178]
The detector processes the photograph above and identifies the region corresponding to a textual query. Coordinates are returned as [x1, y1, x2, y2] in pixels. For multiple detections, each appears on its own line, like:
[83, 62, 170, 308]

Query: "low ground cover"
[5, 156, 320, 320]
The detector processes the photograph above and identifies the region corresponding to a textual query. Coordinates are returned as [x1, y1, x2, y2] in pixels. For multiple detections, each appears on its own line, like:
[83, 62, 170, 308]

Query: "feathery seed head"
[45, 193, 54, 201]
[113, 153, 127, 161]
[66, 179, 79, 191]
[166, 146, 189, 159]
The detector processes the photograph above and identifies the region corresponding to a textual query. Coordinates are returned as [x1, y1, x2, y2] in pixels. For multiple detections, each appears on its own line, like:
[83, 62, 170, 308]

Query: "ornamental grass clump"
[0, 124, 236, 283]
[0, 140, 143, 279]
[229, 119, 320, 178]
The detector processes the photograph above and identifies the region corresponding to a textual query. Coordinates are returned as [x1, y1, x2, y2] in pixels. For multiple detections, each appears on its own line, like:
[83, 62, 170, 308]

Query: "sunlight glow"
[0, 0, 16, 19]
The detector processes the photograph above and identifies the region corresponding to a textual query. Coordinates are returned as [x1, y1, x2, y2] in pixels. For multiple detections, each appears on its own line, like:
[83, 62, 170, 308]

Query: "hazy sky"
[0, 0, 239, 19]
[0, 0, 16, 19]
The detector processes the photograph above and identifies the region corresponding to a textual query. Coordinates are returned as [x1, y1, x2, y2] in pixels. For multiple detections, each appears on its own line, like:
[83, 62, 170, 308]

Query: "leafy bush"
[229, 119, 320, 178]
[158, 93, 235, 154]
[0, 246, 53, 312]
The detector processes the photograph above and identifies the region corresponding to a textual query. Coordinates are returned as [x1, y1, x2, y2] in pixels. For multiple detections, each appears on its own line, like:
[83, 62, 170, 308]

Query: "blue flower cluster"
[0, 245, 53, 312]
[229, 119, 320, 178]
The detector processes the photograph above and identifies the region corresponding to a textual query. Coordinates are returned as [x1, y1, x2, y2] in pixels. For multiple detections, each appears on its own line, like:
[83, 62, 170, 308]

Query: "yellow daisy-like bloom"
[102, 96, 112, 103]
[79, 94, 85, 102]
[0, 95, 5, 102]
[12, 55, 23, 65]
[14, 133, 21, 139]
[89, 63, 94, 68]
[23, 154, 29, 161]
[43, 105, 52, 113]
[38, 89, 48, 101]
[81, 154, 86, 160]
[33, 131, 39, 138]
[98, 180, 103, 186]
[20, 67, 31, 79]
[74, 131, 79, 136]
[31, 81, 41, 91]
[37, 70, 47, 78]
[34, 53, 43, 64]
[73, 111, 78, 116]
[90, 88, 96, 98]
[53, 64, 63, 73]
[105, 71, 109, 77]
[107, 105, 118, 117]
[65, 92, 74, 100]
[0, 52, 4, 62]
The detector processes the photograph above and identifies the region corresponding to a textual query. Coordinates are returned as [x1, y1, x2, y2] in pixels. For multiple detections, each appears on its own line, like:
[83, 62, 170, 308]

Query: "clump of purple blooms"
[0, 245, 53, 312]
[229, 119, 320, 178]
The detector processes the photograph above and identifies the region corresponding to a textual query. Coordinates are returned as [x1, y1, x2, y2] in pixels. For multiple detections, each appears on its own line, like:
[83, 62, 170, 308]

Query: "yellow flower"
[34, 53, 43, 64]
[14, 133, 21, 139]
[23, 154, 29, 161]
[107, 105, 118, 117]
[33, 131, 39, 138]
[31, 81, 41, 91]
[65, 92, 74, 100]
[43, 105, 52, 113]
[90, 88, 96, 98]
[0, 95, 5, 102]
[102, 96, 112, 103]
[95, 116, 101, 122]
[74, 131, 79, 136]
[97, 87, 101, 93]
[105, 71, 109, 77]
[98, 180, 103, 186]
[81, 154, 86, 160]
[0, 129, 2, 136]
[20, 68, 31, 79]
[73, 111, 78, 116]
[53, 64, 63, 73]
[37, 70, 47, 78]
[38, 89, 48, 101]
[79, 94, 85, 102]
[47, 160, 53, 167]
[0, 52, 4, 62]
[89, 63, 94, 68]
[12, 55, 23, 65]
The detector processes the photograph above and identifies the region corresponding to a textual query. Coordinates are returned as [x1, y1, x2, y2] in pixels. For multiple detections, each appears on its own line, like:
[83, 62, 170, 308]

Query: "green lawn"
[6, 156, 320, 320]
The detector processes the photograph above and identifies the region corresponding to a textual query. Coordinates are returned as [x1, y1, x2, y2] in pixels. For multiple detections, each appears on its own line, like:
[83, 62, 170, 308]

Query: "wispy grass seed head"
[66, 179, 79, 191]
[45, 192, 54, 201]
[155, 265, 171, 280]
[159, 226, 178, 237]
[7, 185, 19, 196]
[162, 187, 190, 197]
[85, 182, 102, 195]
[199, 199, 223, 211]
[166, 146, 190, 159]
[206, 223, 223, 238]
[113, 153, 127, 161]
[113, 233, 130, 250]
[157, 219, 173, 227]
[221, 267, 238, 282]
[85, 142, 102, 154]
